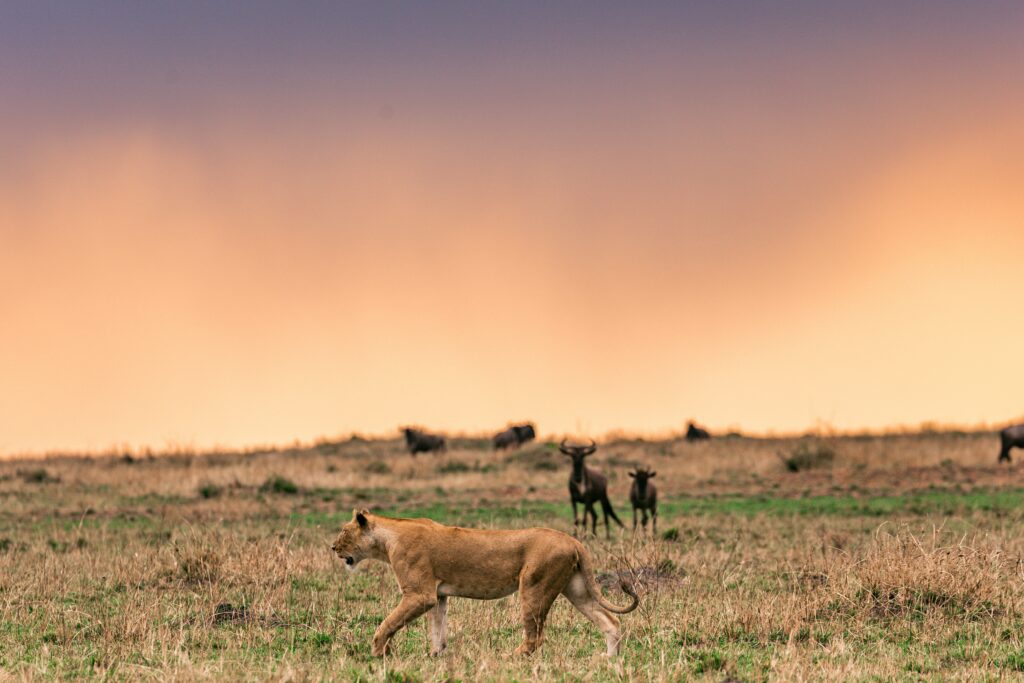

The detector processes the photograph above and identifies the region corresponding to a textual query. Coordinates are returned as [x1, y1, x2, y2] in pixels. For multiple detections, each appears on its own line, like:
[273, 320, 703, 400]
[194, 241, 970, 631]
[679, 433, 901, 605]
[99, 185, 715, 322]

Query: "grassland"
[3, 431, 1024, 681]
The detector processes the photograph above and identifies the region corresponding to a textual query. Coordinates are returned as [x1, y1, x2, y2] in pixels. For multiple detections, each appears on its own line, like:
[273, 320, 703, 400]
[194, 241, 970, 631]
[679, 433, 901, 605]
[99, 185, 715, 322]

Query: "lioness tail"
[576, 547, 640, 614]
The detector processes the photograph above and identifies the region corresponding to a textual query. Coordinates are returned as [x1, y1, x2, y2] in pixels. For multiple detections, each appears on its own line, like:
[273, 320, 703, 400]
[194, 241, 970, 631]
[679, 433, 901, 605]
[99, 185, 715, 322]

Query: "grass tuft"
[260, 475, 299, 495]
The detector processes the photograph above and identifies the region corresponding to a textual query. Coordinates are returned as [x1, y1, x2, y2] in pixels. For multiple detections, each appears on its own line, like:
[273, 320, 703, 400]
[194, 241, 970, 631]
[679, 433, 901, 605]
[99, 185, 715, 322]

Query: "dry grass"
[3, 431, 1024, 680]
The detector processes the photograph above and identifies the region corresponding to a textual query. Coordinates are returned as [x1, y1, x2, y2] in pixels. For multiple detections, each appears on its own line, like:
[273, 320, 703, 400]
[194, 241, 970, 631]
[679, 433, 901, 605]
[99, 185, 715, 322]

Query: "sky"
[2, 2, 1023, 454]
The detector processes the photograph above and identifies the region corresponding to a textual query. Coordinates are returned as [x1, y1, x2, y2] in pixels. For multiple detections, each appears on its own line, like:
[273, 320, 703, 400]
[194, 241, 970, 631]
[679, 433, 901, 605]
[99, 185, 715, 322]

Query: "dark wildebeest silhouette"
[628, 467, 658, 535]
[403, 428, 446, 456]
[685, 421, 711, 442]
[560, 439, 624, 539]
[494, 423, 537, 450]
[998, 424, 1024, 463]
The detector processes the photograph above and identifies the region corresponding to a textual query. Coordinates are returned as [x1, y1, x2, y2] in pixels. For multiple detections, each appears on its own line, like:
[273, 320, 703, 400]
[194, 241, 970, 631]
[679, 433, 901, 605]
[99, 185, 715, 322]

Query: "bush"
[20, 468, 58, 484]
[780, 441, 835, 472]
[198, 484, 222, 499]
[363, 461, 391, 475]
[260, 476, 299, 495]
[436, 460, 472, 474]
[661, 527, 680, 542]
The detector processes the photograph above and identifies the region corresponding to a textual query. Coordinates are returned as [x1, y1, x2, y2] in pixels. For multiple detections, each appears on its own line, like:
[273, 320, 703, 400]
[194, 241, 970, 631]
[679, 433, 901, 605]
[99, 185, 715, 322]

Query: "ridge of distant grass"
[292, 487, 1024, 528]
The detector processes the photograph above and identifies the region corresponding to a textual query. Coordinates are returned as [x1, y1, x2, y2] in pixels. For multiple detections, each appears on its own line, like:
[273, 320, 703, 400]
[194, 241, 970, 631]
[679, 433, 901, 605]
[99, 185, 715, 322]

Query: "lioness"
[332, 509, 639, 657]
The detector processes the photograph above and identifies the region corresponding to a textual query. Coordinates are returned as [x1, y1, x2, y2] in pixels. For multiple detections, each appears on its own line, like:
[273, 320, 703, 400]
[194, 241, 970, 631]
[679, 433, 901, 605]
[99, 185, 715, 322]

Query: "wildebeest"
[628, 467, 658, 535]
[403, 428, 446, 456]
[493, 423, 537, 450]
[685, 421, 711, 442]
[998, 424, 1024, 463]
[560, 439, 624, 539]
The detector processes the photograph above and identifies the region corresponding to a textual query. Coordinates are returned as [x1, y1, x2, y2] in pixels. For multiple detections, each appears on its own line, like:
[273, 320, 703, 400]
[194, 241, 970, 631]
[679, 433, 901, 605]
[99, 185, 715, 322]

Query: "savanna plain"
[4, 431, 1024, 681]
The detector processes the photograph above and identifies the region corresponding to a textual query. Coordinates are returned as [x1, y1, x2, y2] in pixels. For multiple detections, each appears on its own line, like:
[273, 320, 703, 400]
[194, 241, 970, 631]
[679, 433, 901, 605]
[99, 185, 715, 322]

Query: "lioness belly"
[437, 582, 518, 600]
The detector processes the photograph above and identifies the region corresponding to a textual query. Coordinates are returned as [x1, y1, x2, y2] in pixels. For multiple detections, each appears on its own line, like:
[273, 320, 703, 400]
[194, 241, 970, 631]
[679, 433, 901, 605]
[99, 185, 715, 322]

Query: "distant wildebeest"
[685, 421, 711, 442]
[628, 467, 657, 535]
[560, 439, 624, 539]
[403, 428, 446, 456]
[493, 423, 537, 450]
[998, 424, 1024, 463]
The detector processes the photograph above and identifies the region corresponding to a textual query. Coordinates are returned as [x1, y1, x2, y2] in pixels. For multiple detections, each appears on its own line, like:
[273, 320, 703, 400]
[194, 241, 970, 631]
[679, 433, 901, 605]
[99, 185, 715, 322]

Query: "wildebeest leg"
[372, 592, 437, 657]
[587, 504, 598, 536]
[640, 509, 648, 534]
[652, 504, 657, 536]
[602, 503, 612, 539]
[999, 436, 1012, 463]
[572, 500, 580, 536]
[632, 507, 637, 533]
[427, 596, 448, 656]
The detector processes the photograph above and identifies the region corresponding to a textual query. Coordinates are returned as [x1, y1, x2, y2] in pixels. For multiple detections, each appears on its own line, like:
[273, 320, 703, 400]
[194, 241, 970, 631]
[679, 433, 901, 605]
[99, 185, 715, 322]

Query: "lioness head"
[331, 508, 376, 568]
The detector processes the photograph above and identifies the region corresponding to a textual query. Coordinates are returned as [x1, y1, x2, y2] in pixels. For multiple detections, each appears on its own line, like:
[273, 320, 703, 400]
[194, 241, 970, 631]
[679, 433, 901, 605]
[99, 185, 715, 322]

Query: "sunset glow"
[2, 2, 1023, 454]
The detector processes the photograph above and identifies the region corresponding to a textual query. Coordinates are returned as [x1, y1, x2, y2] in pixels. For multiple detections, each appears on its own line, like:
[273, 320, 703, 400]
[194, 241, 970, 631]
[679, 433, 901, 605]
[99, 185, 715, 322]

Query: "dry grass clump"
[779, 440, 835, 472]
[835, 527, 1019, 620]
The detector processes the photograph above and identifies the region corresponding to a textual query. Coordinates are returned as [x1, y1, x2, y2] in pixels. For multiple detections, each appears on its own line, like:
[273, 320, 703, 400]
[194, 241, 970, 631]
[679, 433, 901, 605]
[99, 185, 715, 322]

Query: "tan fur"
[331, 509, 639, 657]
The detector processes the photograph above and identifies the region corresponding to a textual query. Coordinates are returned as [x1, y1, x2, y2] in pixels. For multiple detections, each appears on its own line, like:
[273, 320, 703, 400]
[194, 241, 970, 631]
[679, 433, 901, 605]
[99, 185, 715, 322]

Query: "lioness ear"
[353, 508, 371, 527]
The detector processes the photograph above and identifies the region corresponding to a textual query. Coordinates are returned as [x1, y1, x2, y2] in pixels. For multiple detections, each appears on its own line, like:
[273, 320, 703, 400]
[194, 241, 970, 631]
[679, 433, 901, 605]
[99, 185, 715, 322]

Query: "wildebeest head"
[560, 438, 597, 479]
[629, 467, 656, 495]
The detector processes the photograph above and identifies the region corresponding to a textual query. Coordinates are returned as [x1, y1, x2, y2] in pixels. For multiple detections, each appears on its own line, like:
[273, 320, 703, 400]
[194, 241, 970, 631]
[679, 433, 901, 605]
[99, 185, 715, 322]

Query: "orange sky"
[2, 3, 1023, 454]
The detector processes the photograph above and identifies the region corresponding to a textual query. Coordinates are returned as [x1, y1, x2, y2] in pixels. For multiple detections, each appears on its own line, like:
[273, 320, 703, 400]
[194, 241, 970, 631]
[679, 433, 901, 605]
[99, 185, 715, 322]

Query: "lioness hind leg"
[562, 573, 622, 656]
[515, 564, 574, 656]
[428, 596, 448, 656]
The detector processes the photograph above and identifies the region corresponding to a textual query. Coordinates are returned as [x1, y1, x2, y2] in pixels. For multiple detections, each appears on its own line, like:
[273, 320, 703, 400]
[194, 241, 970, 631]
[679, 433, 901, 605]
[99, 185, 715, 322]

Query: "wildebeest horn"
[560, 438, 596, 456]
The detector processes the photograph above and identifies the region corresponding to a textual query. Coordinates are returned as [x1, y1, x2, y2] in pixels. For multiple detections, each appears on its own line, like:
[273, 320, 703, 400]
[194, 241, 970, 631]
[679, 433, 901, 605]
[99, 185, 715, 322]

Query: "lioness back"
[383, 519, 583, 600]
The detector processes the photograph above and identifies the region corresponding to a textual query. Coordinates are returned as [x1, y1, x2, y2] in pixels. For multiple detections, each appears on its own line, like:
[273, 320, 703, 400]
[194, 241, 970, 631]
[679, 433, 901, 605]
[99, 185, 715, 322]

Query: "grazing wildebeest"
[628, 467, 657, 535]
[493, 423, 537, 450]
[685, 421, 711, 442]
[560, 439, 624, 539]
[513, 423, 536, 445]
[998, 424, 1024, 463]
[403, 428, 446, 456]
[494, 428, 519, 450]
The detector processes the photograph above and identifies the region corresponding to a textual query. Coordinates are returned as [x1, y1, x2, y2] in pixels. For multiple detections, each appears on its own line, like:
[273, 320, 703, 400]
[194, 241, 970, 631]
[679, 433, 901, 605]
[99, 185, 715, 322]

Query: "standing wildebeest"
[685, 421, 711, 442]
[494, 423, 537, 450]
[628, 467, 657, 535]
[560, 439, 624, 539]
[998, 424, 1024, 463]
[403, 428, 446, 456]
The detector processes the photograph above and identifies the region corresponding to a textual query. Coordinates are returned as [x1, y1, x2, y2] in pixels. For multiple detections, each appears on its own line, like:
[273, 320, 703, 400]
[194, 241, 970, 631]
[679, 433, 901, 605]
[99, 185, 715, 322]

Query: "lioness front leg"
[372, 593, 437, 657]
[428, 596, 448, 656]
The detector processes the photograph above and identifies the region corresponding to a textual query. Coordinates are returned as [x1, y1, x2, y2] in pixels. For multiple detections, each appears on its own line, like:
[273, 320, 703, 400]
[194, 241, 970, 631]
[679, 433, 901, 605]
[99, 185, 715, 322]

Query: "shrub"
[364, 461, 391, 475]
[198, 483, 222, 499]
[20, 468, 58, 484]
[780, 441, 835, 472]
[436, 460, 472, 474]
[260, 476, 299, 495]
[661, 527, 680, 541]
